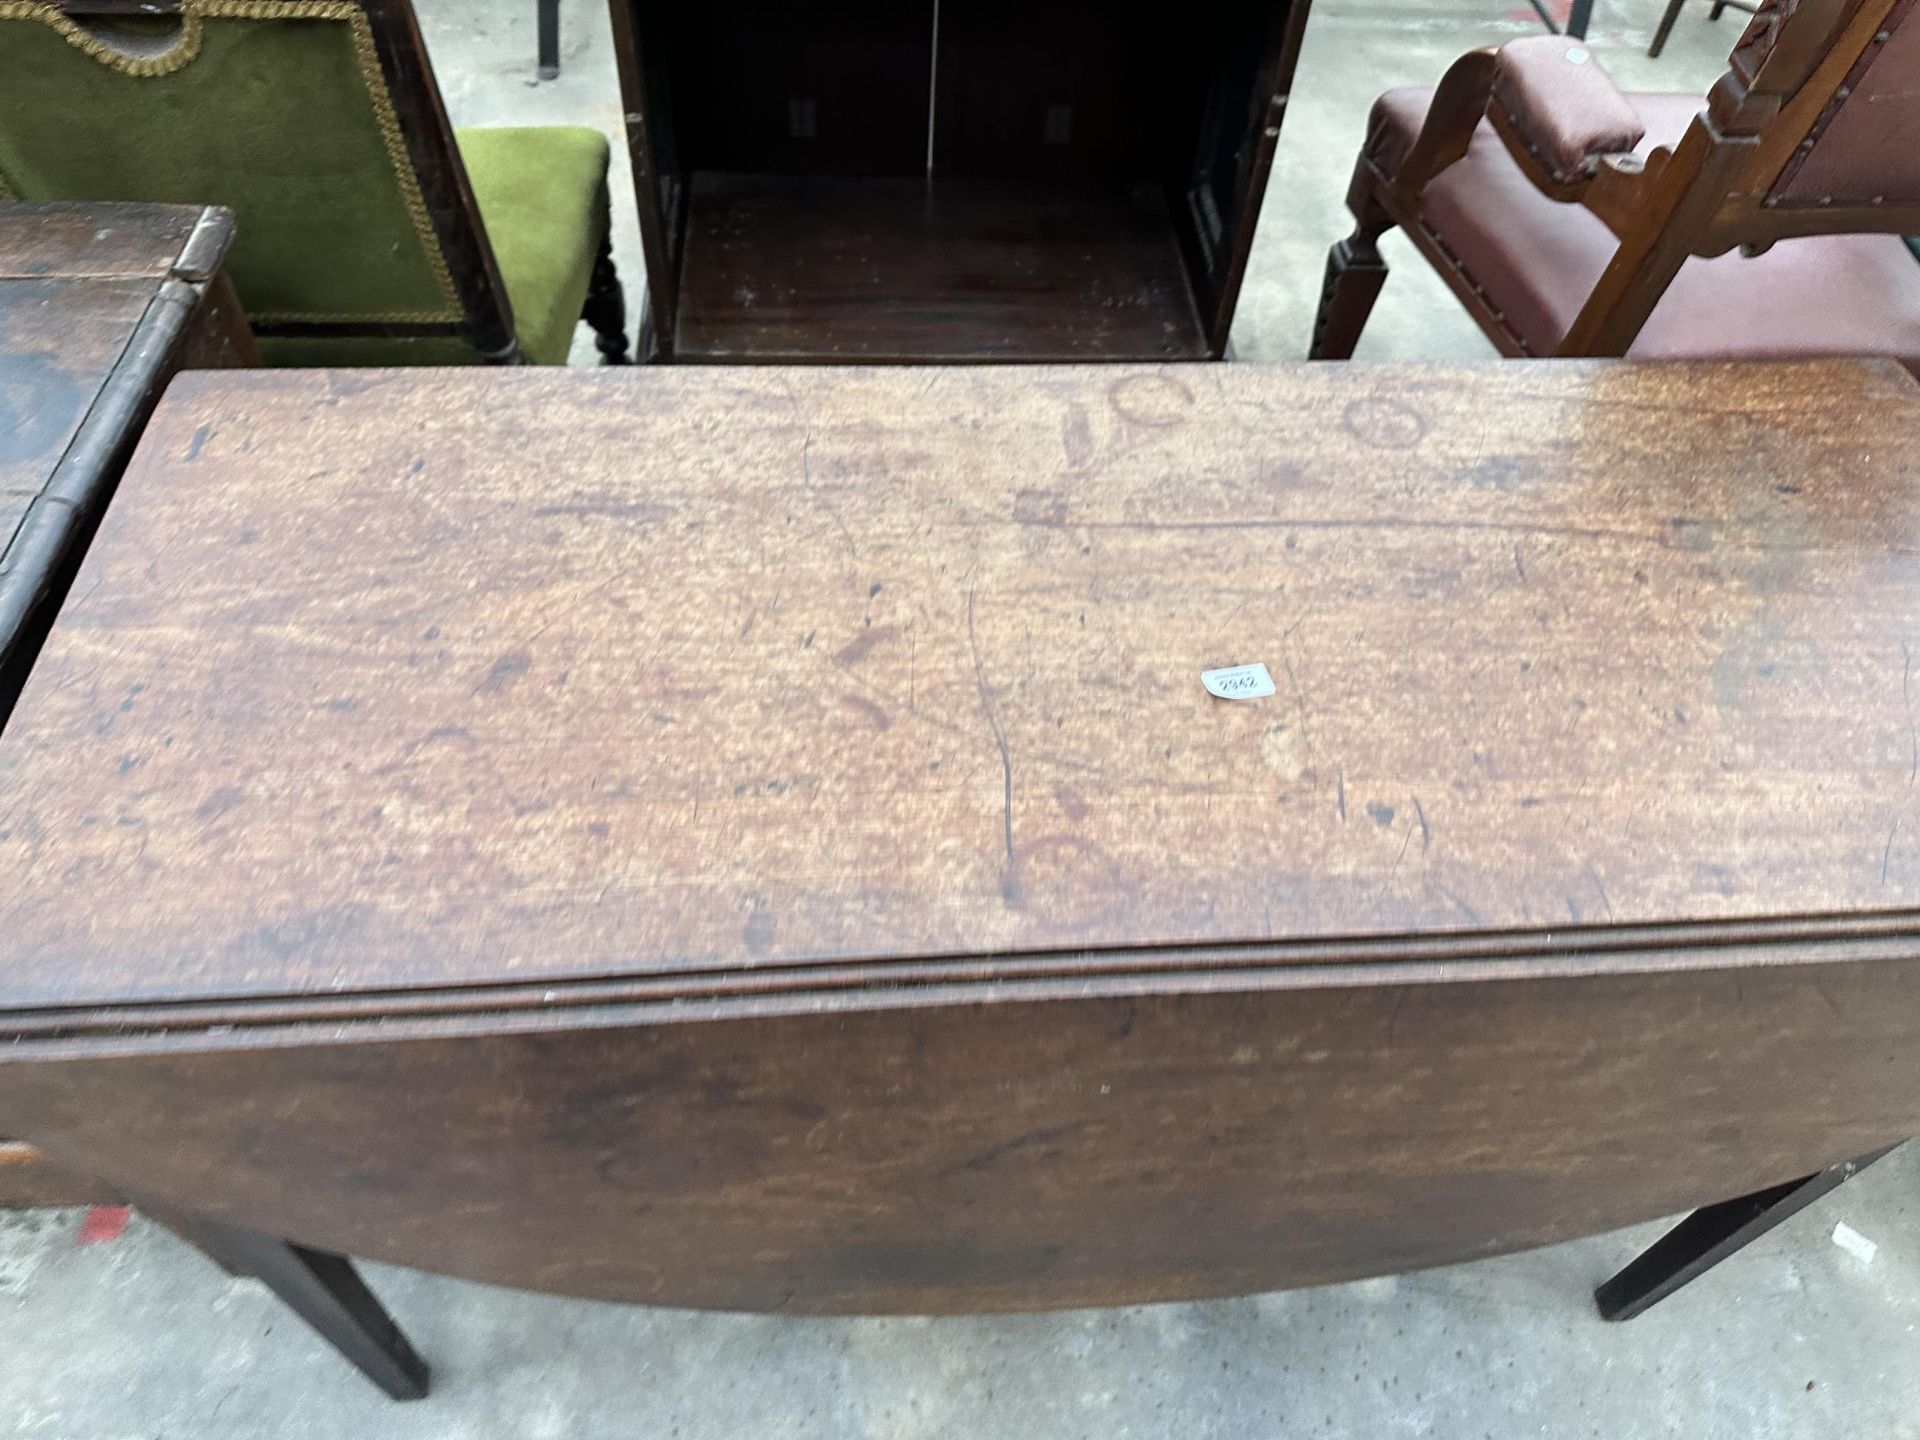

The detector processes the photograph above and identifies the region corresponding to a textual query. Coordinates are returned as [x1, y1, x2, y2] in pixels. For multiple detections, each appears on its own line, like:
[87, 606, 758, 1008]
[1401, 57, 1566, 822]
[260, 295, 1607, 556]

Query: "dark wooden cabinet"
[608, 0, 1309, 362]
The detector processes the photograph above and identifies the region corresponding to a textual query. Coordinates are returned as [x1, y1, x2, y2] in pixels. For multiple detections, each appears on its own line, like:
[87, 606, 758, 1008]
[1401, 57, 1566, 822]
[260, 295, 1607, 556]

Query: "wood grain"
[0, 204, 203, 545]
[0, 1140, 120, 1208]
[2, 953, 1916, 1310]
[3, 360, 1920, 1016]
[0, 202, 250, 1211]
[0, 276, 154, 541]
[0, 201, 203, 280]
[673, 175, 1210, 362]
[0, 200, 250, 728]
[3, 357, 1920, 1309]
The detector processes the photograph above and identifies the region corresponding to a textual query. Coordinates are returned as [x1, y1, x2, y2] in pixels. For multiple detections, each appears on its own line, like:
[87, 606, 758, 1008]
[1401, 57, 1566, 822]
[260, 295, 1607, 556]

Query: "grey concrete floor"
[7, 0, 1917, 1434]
[2, 1146, 1916, 1437]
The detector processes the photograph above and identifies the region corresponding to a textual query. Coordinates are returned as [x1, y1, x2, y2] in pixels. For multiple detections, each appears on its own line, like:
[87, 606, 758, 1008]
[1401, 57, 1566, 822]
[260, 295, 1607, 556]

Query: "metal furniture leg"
[1527, 0, 1595, 42]
[537, 0, 560, 79]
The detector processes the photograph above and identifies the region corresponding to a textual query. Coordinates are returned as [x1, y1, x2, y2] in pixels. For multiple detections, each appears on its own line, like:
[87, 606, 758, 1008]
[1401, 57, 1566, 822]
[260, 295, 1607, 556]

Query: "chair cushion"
[456, 125, 611, 366]
[260, 126, 611, 367]
[1493, 36, 1644, 184]
[1370, 87, 1920, 366]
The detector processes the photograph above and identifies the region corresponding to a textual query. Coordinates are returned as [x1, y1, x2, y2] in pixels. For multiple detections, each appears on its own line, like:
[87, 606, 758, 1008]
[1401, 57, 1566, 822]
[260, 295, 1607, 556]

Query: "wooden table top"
[0, 201, 239, 689]
[2, 359, 1918, 1021]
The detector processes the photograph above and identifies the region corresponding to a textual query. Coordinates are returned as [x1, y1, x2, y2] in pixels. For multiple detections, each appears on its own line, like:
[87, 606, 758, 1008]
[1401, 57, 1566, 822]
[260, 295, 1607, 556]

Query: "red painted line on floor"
[1505, 0, 1573, 20]
[77, 1205, 131, 1245]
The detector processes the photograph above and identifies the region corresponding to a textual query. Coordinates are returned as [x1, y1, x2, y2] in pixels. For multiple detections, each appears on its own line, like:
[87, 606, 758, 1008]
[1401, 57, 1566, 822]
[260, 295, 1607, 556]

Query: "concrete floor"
[6, 0, 1917, 1434]
[3, 1146, 1916, 1437]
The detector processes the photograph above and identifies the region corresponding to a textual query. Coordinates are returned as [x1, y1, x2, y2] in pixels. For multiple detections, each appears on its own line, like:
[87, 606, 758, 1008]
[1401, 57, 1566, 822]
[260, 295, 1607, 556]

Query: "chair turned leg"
[1648, 0, 1689, 56]
[148, 1205, 429, 1401]
[1309, 227, 1391, 361]
[1594, 1146, 1898, 1322]
[582, 238, 631, 365]
[1707, 0, 1729, 16]
[536, 0, 560, 79]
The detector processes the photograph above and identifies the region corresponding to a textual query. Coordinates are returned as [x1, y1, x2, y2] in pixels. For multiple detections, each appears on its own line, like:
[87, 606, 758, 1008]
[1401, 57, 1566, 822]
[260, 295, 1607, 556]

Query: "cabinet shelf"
[672, 173, 1210, 363]
[609, 0, 1308, 363]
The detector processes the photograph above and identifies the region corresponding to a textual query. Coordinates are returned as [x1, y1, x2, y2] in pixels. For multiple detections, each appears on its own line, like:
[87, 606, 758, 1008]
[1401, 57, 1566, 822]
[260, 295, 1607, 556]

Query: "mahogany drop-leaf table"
[1, 359, 1916, 1395]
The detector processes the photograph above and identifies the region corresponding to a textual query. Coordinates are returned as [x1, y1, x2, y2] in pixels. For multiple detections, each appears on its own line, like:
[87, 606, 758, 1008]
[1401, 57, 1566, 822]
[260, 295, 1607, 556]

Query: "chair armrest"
[1389, 37, 1646, 206]
[1389, 48, 1502, 198]
[1490, 36, 1645, 187]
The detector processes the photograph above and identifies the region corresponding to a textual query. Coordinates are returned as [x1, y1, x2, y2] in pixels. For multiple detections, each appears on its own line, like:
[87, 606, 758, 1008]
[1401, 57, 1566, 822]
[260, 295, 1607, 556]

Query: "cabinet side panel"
[1177, 0, 1310, 350]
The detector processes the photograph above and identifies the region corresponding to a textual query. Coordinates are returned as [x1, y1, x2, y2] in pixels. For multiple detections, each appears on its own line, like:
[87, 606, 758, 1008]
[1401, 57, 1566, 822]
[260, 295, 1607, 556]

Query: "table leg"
[1526, 0, 1594, 39]
[1594, 1145, 1898, 1321]
[537, 0, 560, 79]
[1648, 0, 1689, 56]
[147, 1205, 429, 1401]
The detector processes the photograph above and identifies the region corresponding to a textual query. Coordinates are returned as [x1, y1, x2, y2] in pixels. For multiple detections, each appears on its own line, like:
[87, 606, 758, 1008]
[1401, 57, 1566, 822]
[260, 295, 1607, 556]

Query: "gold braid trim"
[0, 0, 461, 320]
[0, 0, 207, 76]
[252, 308, 456, 323]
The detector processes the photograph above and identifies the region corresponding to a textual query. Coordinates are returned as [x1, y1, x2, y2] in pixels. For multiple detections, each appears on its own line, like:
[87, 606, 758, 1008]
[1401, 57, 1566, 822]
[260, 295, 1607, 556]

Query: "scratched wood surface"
[4, 358, 1920, 1311]
[2, 359, 1920, 1015]
[3, 953, 1918, 1310]
[0, 203, 203, 281]
[0, 206, 195, 564]
[672, 176, 1210, 362]
[0, 281, 149, 541]
[0, 201, 249, 725]
[0, 201, 249, 1205]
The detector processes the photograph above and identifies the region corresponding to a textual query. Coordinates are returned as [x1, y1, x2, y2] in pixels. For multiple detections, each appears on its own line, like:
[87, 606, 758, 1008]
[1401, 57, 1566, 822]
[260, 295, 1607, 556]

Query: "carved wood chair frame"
[1312, 0, 1919, 361]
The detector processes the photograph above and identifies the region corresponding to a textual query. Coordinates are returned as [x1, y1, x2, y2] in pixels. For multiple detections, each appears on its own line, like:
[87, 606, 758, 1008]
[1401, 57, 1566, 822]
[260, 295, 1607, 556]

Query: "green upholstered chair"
[0, 0, 628, 365]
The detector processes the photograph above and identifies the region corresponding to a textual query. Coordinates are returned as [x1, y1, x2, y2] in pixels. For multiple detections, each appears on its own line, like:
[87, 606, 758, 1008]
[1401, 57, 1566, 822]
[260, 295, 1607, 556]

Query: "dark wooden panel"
[931, 0, 1207, 183]
[2, 360, 1920, 1016]
[651, 0, 934, 178]
[0, 200, 233, 538]
[675, 174, 1208, 360]
[607, 0, 687, 345]
[1178, 0, 1310, 349]
[4, 952, 1918, 1310]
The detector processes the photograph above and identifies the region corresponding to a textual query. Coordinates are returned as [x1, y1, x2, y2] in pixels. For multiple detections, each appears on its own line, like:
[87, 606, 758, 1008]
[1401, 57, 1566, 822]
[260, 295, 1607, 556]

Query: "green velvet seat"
[260, 126, 613, 366]
[457, 127, 609, 366]
[0, 1, 627, 365]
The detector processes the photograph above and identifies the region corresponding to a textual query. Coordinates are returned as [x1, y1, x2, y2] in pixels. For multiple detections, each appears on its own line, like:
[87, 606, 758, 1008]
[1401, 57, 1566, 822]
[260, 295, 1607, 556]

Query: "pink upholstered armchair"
[1310, 0, 1920, 371]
